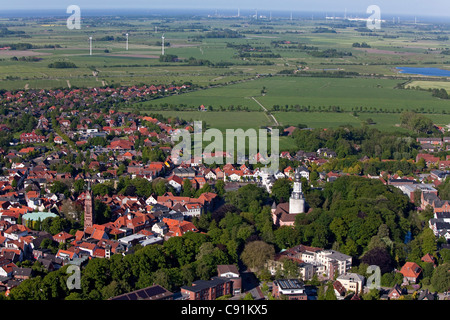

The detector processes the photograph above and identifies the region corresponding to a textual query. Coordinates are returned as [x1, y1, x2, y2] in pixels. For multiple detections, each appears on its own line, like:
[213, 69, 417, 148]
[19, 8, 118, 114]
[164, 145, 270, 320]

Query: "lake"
[396, 67, 450, 77]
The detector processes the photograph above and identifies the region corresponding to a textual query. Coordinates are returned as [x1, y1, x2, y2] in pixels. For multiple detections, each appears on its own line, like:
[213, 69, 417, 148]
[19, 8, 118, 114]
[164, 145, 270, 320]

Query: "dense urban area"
[0, 83, 448, 301]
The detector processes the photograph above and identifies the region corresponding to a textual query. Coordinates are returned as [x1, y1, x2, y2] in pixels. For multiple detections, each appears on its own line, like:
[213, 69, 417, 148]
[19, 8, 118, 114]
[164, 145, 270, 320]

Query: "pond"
[396, 67, 450, 77]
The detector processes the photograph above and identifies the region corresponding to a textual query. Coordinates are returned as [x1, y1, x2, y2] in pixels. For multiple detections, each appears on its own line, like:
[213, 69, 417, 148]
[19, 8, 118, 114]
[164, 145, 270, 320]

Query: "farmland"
[1, 11, 450, 134]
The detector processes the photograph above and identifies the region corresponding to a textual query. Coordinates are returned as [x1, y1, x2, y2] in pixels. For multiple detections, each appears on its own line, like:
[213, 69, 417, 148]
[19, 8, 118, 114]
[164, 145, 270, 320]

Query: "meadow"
[146, 75, 450, 114]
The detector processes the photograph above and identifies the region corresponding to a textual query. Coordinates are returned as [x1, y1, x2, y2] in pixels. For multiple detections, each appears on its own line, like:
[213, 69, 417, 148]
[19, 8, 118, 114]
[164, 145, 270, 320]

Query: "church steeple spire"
[291, 167, 304, 199]
[84, 180, 94, 229]
[289, 167, 306, 214]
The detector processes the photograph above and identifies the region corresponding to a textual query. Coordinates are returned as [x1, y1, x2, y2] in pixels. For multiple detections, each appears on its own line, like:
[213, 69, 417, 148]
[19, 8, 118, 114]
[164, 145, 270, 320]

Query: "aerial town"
[0, 2, 449, 306]
[0, 83, 448, 301]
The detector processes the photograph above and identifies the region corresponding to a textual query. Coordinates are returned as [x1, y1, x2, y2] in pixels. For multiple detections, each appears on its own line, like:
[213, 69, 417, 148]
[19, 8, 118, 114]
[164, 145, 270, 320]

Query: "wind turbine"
[161, 33, 165, 56]
[126, 33, 129, 50]
[89, 36, 92, 56]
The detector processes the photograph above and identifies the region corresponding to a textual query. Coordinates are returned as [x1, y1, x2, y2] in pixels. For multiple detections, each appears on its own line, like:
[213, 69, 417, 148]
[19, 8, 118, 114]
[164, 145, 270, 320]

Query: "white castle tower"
[289, 167, 306, 214]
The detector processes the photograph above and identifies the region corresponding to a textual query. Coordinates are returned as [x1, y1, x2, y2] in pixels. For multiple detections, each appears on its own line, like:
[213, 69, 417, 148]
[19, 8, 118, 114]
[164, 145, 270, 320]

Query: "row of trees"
[8, 232, 233, 300]
[290, 124, 421, 161]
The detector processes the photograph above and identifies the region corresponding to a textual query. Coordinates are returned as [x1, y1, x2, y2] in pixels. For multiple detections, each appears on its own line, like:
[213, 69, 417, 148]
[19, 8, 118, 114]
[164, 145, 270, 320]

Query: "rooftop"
[275, 279, 305, 290]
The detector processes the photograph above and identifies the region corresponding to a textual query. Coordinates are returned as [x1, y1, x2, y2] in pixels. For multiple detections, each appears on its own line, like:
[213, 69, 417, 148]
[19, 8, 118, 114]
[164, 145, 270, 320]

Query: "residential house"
[416, 153, 440, 167]
[336, 273, 365, 295]
[167, 175, 183, 192]
[387, 284, 405, 300]
[421, 253, 437, 266]
[417, 137, 442, 146]
[52, 231, 74, 244]
[12, 267, 33, 281]
[162, 218, 198, 239]
[417, 289, 437, 301]
[400, 262, 422, 284]
[298, 166, 310, 180]
[20, 131, 46, 144]
[204, 169, 217, 181]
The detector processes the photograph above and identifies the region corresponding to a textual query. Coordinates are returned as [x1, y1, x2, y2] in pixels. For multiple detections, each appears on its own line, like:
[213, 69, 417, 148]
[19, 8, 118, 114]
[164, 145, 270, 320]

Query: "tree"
[60, 199, 83, 221]
[92, 183, 113, 196]
[182, 179, 194, 197]
[48, 217, 70, 235]
[195, 182, 211, 197]
[362, 288, 381, 300]
[225, 184, 268, 212]
[50, 180, 70, 197]
[152, 269, 171, 291]
[420, 228, 437, 255]
[73, 179, 86, 194]
[325, 282, 337, 300]
[271, 178, 292, 204]
[153, 179, 168, 196]
[215, 179, 225, 197]
[361, 247, 394, 274]
[282, 258, 300, 279]
[430, 263, 450, 292]
[240, 240, 275, 272]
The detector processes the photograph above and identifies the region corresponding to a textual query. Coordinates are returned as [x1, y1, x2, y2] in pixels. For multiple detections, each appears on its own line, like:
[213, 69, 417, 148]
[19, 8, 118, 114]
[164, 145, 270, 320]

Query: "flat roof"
[275, 279, 304, 290]
[22, 211, 58, 221]
[110, 285, 173, 300]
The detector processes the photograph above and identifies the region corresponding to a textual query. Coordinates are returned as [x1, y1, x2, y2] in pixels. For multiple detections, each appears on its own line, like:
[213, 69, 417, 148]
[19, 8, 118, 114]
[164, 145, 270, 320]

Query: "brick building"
[180, 277, 232, 300]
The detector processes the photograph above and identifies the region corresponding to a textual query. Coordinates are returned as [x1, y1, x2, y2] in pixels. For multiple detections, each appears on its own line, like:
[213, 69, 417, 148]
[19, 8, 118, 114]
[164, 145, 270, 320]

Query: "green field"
[146, 76, 450, 113]
[273, 111, 450, 132]
[140, 110, 273, 131]
[408, 80, 450, 91]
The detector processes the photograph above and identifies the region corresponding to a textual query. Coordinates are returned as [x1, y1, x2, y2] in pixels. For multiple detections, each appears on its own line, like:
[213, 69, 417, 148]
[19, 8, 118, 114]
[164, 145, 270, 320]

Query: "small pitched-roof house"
[162, 218, 198, 238]
[400, 262, 422, 284]
[387, 284, 404, 300]
[52, 231, 74, 244]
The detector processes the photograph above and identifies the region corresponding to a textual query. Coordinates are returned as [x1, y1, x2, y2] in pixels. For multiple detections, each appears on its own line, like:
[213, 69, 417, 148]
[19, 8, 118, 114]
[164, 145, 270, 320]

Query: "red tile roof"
[400, 262, 422, 279]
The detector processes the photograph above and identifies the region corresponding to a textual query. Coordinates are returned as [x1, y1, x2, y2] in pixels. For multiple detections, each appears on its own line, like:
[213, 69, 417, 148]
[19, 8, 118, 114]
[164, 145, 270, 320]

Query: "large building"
[272, 279, 307, 300]
[265, 244, 352, 280]
[272, 167, 307, 226]
[180, 277, 233, 300]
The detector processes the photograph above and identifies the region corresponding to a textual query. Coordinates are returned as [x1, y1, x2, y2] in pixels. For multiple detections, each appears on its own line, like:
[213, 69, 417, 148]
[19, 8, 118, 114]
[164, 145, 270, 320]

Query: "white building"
[336, 273, 365, 294]
[298, 166, 310, 181]
[266, 245, 352, 281]
[289, 168, 306, 214]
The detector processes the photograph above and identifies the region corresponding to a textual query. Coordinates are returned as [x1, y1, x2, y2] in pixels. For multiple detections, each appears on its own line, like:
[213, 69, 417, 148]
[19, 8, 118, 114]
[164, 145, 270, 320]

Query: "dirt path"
[251, 96, 280, 127]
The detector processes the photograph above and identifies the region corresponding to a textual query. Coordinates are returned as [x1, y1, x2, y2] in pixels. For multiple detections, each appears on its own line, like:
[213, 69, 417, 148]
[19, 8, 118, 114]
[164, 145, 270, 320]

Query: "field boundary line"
[251, 96, 280, 127]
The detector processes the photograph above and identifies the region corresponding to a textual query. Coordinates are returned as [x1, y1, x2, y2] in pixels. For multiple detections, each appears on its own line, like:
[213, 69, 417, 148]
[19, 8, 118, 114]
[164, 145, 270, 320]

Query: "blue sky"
[4, 0, 449, 17]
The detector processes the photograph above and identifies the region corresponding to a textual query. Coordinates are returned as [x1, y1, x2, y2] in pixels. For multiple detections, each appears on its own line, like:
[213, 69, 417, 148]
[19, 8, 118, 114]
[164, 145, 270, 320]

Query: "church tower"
[84, 180, 94, 229]
[289, 167, 305, 214]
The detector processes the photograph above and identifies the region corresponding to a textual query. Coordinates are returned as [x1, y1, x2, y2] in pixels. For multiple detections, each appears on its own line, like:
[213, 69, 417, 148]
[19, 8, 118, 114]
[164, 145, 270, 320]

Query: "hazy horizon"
[3, 0, 449, 18]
